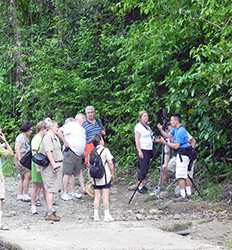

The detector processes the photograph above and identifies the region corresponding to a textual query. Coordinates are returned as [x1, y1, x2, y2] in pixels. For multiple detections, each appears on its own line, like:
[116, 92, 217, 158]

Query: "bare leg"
[31, 183, 38, 206]
[178, 179, 186, 198]
[23, 172, 31, 195]
[94, 189, 101, 221]
[68, 175, 75, 193]
[18, 175, 24, 195]
[78, 170, 85, 194]
[102, 188, 110, 210]
[46, 192, 54, 214]
[63, 175, 70, 193]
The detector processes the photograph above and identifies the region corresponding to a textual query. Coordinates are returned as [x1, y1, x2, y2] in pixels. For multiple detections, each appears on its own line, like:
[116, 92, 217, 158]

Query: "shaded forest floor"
[0, 177, 232, 250]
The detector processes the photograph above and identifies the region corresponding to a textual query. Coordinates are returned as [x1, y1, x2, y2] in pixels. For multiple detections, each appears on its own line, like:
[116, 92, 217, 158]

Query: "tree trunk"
[10, 0, 26, 88]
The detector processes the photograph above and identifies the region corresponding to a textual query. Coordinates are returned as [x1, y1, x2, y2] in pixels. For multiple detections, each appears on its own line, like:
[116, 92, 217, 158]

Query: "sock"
[94, 209, 99, 217]
[186, 186, 192, 196]
[104, 209, 110, 217]
[48, 209, 53, 215]
[180, 189, 186, 198]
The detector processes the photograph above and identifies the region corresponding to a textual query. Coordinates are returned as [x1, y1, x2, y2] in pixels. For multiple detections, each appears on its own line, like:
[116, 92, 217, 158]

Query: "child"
[90, 135, 115, 222]
[0, 130, 14, 229]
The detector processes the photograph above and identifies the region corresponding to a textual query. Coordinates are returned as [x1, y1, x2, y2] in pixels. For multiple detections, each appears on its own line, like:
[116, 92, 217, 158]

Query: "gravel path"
[0, 177, 230, 250]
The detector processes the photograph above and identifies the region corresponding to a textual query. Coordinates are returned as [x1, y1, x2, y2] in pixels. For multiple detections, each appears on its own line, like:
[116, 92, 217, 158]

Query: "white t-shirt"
[91, 145, 114, 186]
[61, 121, 86, 156]
[134, 122, 153, 150]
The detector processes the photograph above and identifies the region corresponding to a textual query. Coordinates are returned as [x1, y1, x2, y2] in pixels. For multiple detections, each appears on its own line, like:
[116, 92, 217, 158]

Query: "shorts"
[63, 149, 83, 176]
[41, 164, 63, 193]
[137, 150, 153, 181]
[84, 143, 94, 166]
[14, 160, 30, 176]
[93, 181, 112, 190]
[0, 168, 5, 200]
[168, 157, 176, 173]
[176, 154, 191, 180]
[31, 162, 43, 184]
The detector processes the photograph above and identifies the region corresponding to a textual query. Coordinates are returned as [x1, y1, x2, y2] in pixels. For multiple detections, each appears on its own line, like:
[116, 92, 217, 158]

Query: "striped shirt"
[83, 119, 104, 144]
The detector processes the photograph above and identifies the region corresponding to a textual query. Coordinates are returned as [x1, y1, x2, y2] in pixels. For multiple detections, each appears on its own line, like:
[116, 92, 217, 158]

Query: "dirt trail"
[0, 177, 232, 250]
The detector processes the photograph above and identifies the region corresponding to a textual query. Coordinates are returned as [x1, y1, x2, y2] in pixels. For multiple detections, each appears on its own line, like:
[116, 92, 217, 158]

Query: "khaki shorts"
[14, 160, 30, 176]
[0, 168, 5, 200]
[176, 155, 192, 180]
[167, 157, 176, 173]
[63, 149, 83, 176]
[41, 164, 63, 193]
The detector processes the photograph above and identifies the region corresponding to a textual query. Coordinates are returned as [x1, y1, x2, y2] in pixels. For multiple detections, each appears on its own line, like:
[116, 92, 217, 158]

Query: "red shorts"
[84, 143, 94, 166]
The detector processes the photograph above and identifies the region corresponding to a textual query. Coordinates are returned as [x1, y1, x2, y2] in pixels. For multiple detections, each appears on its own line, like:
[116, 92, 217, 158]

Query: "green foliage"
[2, 159, 17, 177]
[0, 0, 231, 178]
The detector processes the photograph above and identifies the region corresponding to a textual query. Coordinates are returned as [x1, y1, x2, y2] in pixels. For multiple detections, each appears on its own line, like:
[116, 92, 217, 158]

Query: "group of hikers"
[0, 105, 197, 228]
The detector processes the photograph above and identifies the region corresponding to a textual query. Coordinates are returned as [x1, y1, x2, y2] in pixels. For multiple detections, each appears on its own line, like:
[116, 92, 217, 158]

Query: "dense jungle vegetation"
[0, 0, 231, 183]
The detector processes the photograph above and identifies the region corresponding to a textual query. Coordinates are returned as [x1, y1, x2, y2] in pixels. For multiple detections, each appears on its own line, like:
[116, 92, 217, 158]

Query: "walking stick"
[188, 174, 203, 198]
[128, 180, 143, 204]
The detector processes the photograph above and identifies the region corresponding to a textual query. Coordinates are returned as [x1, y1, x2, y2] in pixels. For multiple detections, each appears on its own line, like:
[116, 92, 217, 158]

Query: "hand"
[0, 133, 6, 142]
[138, 150, 144, 159]
[159, 137, 166, 144]
[157, 123, 163, 131]
[52, 163, 60, 173]
[101, 130, 106, 136]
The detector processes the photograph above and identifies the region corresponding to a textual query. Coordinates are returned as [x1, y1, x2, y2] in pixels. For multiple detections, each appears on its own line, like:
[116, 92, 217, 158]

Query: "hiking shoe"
[36, 200, 42, 207]
[16, 194, 24, 201]
[22, 194, 31, 202]
[61, 193, 73, 201]
[46, 213, 61, 222]
[69, 192, 82, 200]
[104, 214, 114, 222]
[93, 215, 100, 222]
[31, 206, 38, 215]
[138, 186, 147, 194]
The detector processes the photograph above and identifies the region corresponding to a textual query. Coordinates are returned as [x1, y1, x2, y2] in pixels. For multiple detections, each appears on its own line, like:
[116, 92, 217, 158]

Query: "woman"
[31, 121, 47, 215]
[90, 135, 115, 222]
[40, 120, 63, 222]
[15, 122, 33, 201]
[134, 111, 154, 194]
[0, 130, 14, 229]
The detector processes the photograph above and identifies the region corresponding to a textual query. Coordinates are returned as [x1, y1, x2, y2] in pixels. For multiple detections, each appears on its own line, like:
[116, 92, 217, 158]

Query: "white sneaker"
[93, 215, 100, 222]
[104, 214, 114, 222]
[22, 194, 31, 202]
[70, 192, 82, 200]
[61, 193, 73, 201]
[17, 194, 24, 201]
[31, 206, 38, 215]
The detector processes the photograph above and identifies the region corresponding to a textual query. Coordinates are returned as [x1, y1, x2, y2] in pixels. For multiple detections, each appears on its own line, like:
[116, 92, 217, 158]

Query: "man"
[160, 114, 194, 200]
[83, 106, 105, 166]
[40, 120, 63, 222]
[0, 130, 14, 229]
[157, 123, 196, 189]
[59, 114, 86, 201]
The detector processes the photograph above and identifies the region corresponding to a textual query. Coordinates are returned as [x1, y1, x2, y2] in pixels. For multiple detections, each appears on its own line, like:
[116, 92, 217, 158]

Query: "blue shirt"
[83, 119, 104, 144]
[171, 126, 189, 148]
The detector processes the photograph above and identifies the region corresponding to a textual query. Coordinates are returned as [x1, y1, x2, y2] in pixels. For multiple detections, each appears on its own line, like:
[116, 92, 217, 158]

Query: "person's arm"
[46, 151, 60, 171]
[15, 141, 22, 161]
[157, 124, 171, 138]
[189, 137, 196, 148]
[0, 133, 14, 156]
[135, 131, 143, 159]
[57, 128, 69, 148]
[160, 137, 180, 150]
[108, 159, 115, 181]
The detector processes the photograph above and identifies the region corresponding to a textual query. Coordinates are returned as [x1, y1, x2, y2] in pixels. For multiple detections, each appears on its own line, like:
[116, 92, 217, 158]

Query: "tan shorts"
[14, 160, 30, 176]
[167, 157, 176, 173]
[176, 155, 192, 180]
[41, 164, 63, 193]
[0, 168, 5, 200]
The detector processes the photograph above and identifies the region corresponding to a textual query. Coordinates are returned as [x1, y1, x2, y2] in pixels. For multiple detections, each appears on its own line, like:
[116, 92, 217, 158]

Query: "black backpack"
[89, 148, 106, 179]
